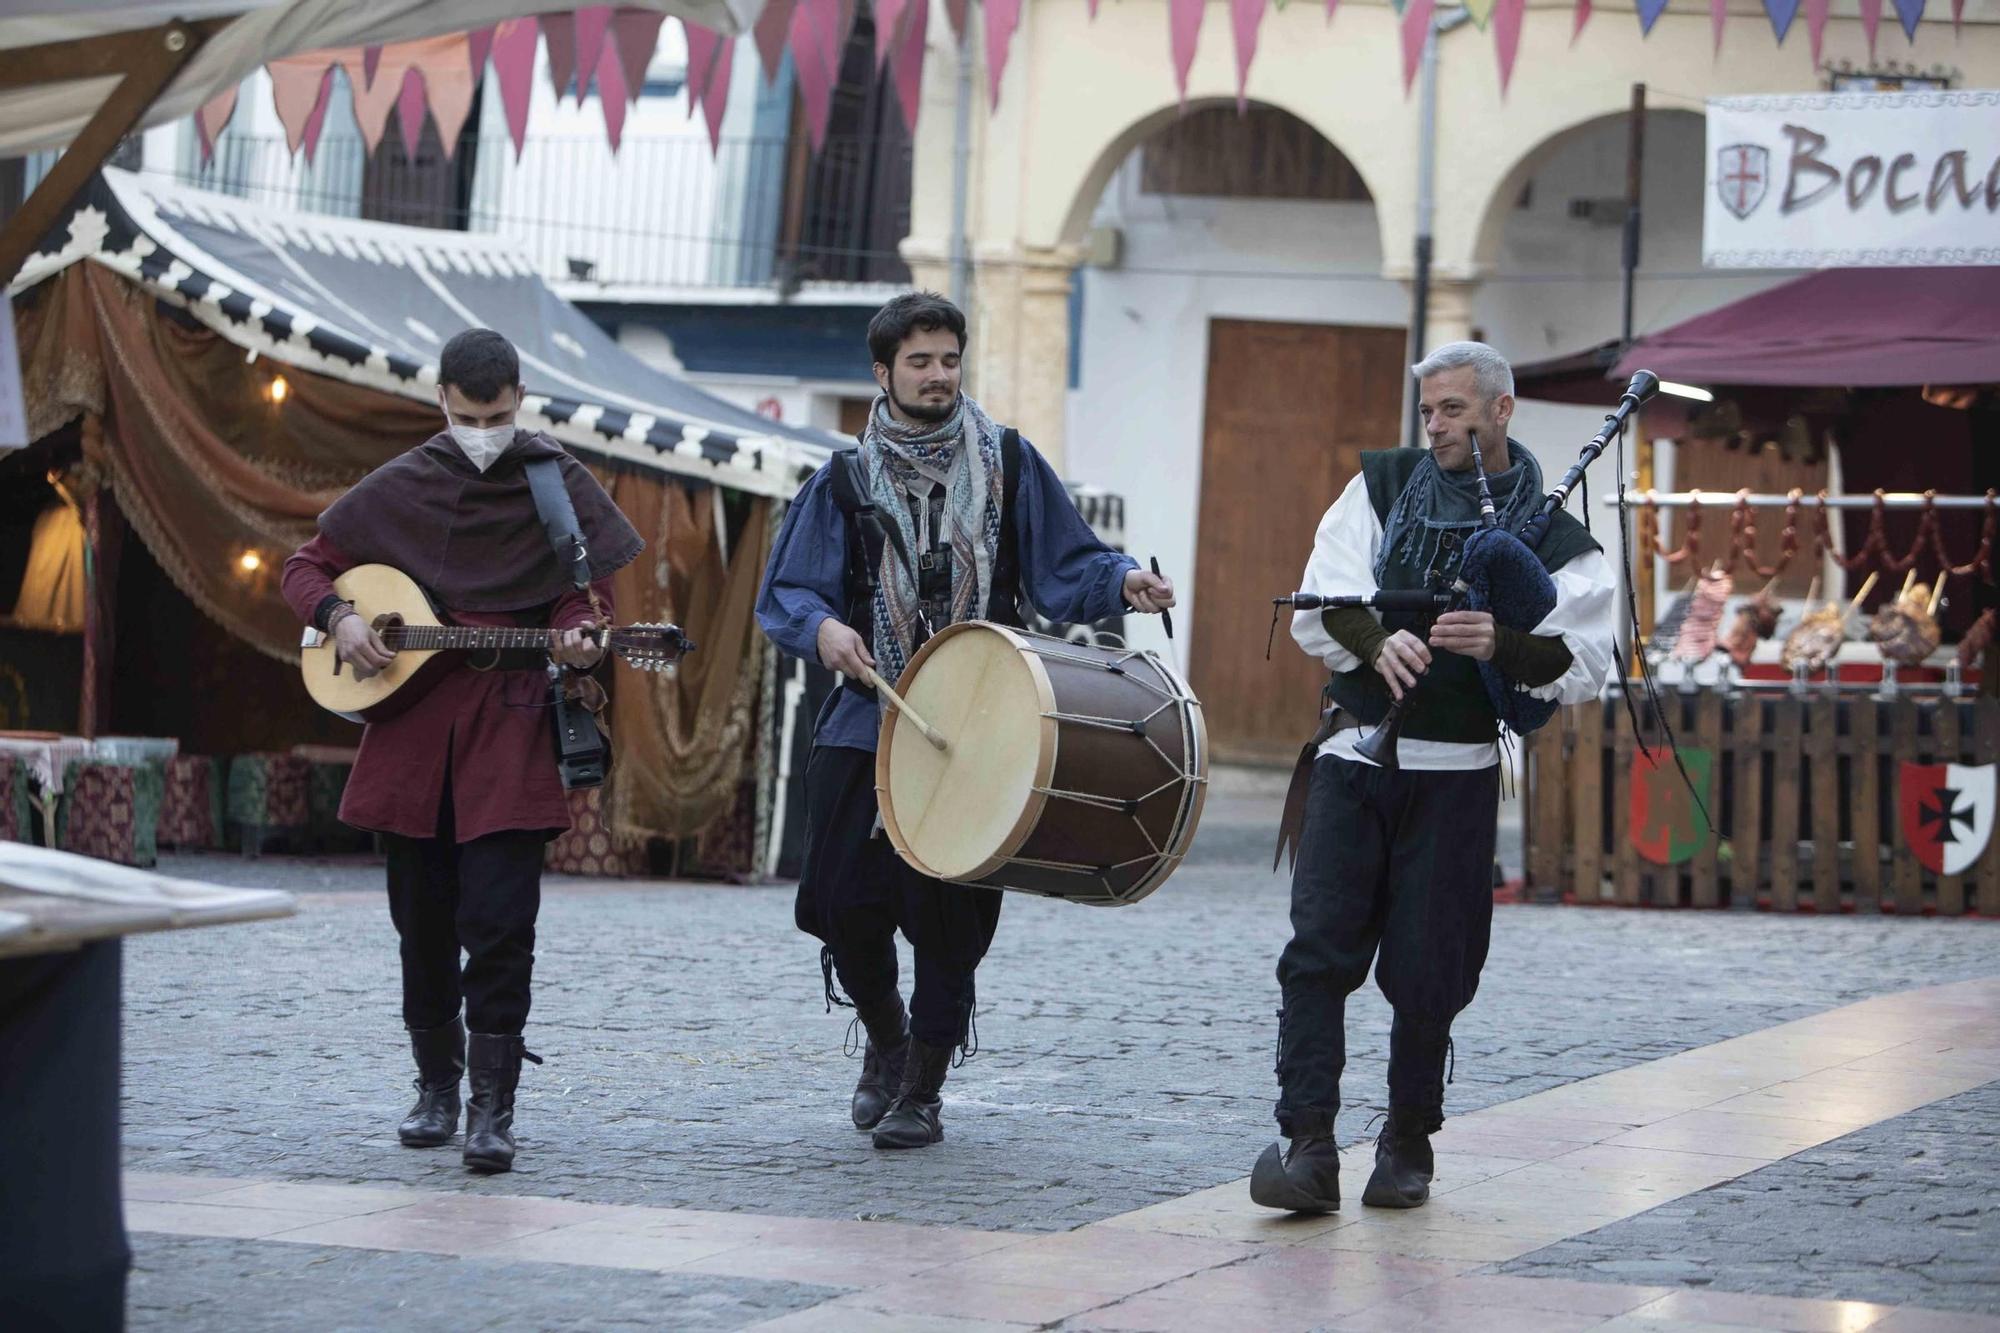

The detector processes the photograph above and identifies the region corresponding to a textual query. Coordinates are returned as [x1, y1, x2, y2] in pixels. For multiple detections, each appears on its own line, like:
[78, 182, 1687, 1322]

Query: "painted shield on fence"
[1629, 747, 1715, 866]
[1898, 762, 1997, 875]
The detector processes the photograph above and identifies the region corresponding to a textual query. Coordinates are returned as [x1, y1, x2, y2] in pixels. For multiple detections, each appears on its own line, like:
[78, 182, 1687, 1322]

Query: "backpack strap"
[523, 456, 605, 621]
[986, 428, 1023, 624]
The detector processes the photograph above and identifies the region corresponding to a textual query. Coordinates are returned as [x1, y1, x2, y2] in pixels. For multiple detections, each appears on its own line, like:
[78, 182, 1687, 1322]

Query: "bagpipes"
[1275, 370, 1660, 771]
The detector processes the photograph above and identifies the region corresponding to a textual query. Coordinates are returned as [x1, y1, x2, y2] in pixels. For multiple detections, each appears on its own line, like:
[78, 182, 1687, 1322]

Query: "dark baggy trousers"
[382, 783, 547, 1036]
[798, 744, 1000, 1048]
[1274, 754, 1500, 1136]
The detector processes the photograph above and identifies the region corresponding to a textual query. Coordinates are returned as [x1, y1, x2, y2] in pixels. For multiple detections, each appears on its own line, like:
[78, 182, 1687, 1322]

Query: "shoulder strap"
[523, 457, 591, 594]
[988, 429, 1024, 623]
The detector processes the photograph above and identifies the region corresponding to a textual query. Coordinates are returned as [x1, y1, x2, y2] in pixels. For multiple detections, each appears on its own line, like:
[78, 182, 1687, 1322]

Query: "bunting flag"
[1170, 0, 1205, 102]
[1861, 0, 1883, 55]
[889, 0, 928, 132]
[269, 57, 330, 155]
[874, 0, 910, 69]
[984, 0, 1024, 108]
[1400, 0, 1435, 93]
[1087, 0, 1100, 17]
[300, 69, 337, 165]
[490, 18, 540, 159]
[195, 85, 238, 166]
[1493, 0, 1525, 92]
[596, 31, 630, 150]
[945, 0, 970, 44]
[752, 0, 798, 81]
[1230, 0, 1268, 108]
[1636, 0, 1670, 34]
[1806, 0, 1830, 63]
[467, 25, 497, 83]
[1573, 0, 1592, 42]
[1464, 0, 1495, 30]
[1325, 0, 1340, 20]
[700, 38, 735, 149]
[362, 44, 383, 90]
[543, 11, 579, 99]
[1764, 0, 1802, 42]
[1954, 0, 1965, 33]
[788, 0, 855, 150]
[1713, 0, 1729, 49]
[572, 7, 614, 96]
[1893, 0, 1924, 39]
[611, 9, 665, 98]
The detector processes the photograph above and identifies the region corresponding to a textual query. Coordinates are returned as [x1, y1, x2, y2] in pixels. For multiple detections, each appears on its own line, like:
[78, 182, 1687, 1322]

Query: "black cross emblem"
[1921, 786, 1977, 845]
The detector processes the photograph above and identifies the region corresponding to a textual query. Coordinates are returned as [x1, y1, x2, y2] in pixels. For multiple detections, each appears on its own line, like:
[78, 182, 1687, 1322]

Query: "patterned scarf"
[860, 393, 1006, 686]
[1375, 439, 1545, 585]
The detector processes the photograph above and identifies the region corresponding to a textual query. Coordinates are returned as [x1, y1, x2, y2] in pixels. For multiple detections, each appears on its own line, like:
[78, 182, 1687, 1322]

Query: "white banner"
[1704, 91, 2000, 268]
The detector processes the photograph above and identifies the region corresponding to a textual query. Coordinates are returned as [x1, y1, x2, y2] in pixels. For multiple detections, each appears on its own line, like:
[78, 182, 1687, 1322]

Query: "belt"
[1274, 705, 1365, 873]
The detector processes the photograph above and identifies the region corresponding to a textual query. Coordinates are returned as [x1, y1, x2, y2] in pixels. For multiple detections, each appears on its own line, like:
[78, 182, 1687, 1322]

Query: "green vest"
[1323, 447, 1601, 743]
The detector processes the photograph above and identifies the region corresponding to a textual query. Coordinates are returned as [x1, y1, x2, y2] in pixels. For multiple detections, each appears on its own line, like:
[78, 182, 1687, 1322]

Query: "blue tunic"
[756, 438, 1138, 753]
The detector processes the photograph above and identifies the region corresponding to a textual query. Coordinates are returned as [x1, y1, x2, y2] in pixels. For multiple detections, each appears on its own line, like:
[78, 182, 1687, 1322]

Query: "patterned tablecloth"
[0, 735, 99, 794]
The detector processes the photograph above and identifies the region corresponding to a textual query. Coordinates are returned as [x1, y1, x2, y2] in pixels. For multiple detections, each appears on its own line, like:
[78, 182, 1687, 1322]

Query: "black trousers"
[382, 792, 546, 1037]
[798, 744, 1001, 1048]
[1274, 754, 1499, 1136]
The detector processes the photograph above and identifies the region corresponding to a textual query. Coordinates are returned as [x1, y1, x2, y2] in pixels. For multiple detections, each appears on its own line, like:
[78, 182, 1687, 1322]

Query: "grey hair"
[1411, 340, 1514, 403]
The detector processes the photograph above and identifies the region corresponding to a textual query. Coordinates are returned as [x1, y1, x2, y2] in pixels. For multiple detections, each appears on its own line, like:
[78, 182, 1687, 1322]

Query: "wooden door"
[1190, 319, 1406, 764]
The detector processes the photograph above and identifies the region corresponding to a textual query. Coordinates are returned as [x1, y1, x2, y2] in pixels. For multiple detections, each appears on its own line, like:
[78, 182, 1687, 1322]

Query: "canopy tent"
[1613, 267, 2000, 390]
[15, 168, 837, 495]
[0, 0, 754, 158]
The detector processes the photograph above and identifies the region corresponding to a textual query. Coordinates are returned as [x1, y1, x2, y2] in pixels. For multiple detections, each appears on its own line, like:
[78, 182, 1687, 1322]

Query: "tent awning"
[1613, 268, 2000, 390]
[15, 169, 837, 496]
[0, 1, 758, 158]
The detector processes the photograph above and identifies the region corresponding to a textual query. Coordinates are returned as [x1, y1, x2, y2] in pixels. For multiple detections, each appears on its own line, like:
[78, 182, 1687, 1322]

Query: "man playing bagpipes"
[1253, 341, 1619, 1213]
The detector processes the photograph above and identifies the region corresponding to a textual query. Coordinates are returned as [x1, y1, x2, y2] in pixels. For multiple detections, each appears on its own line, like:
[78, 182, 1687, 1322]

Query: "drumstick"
[862, 667, 948, 752]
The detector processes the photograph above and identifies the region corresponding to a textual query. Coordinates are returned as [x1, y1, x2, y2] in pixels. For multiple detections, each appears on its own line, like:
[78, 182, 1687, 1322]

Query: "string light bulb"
[268, 375, 289, 404]
[239, 551, 262, 573]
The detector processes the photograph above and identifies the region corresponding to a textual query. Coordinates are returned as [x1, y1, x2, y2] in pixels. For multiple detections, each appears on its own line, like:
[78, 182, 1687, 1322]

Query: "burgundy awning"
[1613, 267, 2000, 389]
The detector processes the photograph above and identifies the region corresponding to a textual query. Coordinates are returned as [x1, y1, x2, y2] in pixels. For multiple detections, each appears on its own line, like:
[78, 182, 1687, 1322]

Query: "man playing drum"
[1253, 342, 1618, 1212]
[755, 292, 1175, 1149]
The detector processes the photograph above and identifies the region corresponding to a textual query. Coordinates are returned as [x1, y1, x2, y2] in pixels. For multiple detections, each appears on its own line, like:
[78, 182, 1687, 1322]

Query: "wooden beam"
[0, 18, 228, 289]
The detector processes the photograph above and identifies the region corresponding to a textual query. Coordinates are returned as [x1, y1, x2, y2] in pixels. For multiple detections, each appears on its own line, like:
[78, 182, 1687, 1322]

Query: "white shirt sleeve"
[1520, 547, 1619, 705]
[1290, 473, 1383, 673]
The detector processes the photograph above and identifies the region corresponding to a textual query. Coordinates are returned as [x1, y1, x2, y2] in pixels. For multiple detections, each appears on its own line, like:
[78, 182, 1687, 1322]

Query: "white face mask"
[438, 394, 518, 472]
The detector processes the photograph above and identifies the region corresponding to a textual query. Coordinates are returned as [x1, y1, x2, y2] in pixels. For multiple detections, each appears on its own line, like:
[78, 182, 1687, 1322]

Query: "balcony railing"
[165, 131, 912, 291]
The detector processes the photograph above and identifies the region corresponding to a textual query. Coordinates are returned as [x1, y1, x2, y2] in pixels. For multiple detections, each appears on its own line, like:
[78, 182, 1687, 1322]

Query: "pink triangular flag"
[468, 25, 496, 83]
[491, 17, 540, 159]
[789, 0, 851, 150]
[543, 10, 579, 99]
[1953, 0, 1964, 31]
[337, 47, 399, 152]
[269, 57, 332, 155]
[300, 68, 337, 166]
[596, 38, 629, 151]
[1712, 0, 1728, 49]
[1494, 0, 1525, 92]
[946, 0, 970, 44]
[685, 22, 721, 109]
[984, 0, 1023, 107]
[1401, 0, 1435, 92]
[1860, 0, 1882, 52]
[573, 7, 613, 98]
[1573, 0, 1592, 40]
[1088, 0, 1101, 15]
[875, 0, 909, 68]
[425, 37, 479, 158]
[1169, 0, 1205, 102]
[612, 10, 666, 101]
[1805, 0, 1829, 63]
[1230, 0, 1267, 109]
[362, 43, 383, 89]
[195, 84, 239, 166]
[890, 0, 929, 133]
[396, 67, 429, 160]
[700, 38, 734, 151]
[754, 0, 799, 81]
[1325, 0, 1340, 19]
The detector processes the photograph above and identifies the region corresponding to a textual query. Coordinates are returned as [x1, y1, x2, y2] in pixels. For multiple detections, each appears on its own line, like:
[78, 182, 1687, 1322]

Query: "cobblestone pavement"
[1496, 1079, 2000, 1315]
[129, 1234, 833, 1332]
[132, 820, 2000, 1236]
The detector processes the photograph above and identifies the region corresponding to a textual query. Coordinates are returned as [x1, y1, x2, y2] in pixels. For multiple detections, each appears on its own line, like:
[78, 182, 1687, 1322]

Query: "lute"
[301, 564, 693, 722]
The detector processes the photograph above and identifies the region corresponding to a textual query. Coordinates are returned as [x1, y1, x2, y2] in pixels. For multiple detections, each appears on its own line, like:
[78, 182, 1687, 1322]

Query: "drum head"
[877, 622, 1057, 882]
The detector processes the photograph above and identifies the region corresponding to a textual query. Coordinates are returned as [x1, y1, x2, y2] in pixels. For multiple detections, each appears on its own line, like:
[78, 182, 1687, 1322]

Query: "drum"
[875, 621, 1207, 907]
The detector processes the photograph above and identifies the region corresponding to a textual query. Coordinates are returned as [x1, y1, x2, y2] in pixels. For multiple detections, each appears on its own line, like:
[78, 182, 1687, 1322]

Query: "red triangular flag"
[1169, 0, 1205, 102]
[544, 11, 579, 100]
[612, 10, 666, 101]
[875, 0, 909, 68]
[467, 25, 496, 83]
[362, 43, 383, 89]
[984, 0, 1023, 108]
[700, 38, 734, 152]
[595, 38, 628, 151]
[946, 0, 970, 45]
[1230, 0, 1268, 110]
[301, 68, 336, 166]
[1401, 0, 1436, 93]
[1494, 0, 1525, 92]
[890, 0, 929, 133]
[1805, 0, 1829, 63]
[754, 0, 798, 81]
[491, 17, 540, 159]
[1573, 0, 1592, 40]
[573, 7, 613, 98]
[396, 66, 429, 160]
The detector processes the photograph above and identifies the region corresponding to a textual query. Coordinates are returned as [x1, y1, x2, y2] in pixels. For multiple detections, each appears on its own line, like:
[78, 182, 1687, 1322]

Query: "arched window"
[1139, 106, 1371, 202]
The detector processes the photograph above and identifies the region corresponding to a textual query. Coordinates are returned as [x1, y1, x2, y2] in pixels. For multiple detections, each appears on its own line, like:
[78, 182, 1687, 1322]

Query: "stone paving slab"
[1497, 1079, 2000, 1316]
[130, 848, 2000, 1233]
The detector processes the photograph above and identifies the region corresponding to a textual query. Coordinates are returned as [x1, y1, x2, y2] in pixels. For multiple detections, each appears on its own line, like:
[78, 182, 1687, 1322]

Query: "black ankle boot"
[463, 1033, 541, 1173]
[1361, 1108, 1436, 1208]
[398, 1016, 465, 1148]
[1249, 1112, 1341, 1214]
[872, 1037, 952, 1149]
[850, 993, 911, 1131]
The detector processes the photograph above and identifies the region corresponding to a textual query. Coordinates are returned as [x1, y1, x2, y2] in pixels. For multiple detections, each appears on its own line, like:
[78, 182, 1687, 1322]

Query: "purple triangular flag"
[1892, 0, 1923, 39]
[1763, 0, 1800, 41]
[1636, 0, 1670, 33]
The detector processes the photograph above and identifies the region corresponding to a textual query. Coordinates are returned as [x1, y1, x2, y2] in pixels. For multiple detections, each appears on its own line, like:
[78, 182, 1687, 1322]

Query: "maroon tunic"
[283, 533, 615, 843]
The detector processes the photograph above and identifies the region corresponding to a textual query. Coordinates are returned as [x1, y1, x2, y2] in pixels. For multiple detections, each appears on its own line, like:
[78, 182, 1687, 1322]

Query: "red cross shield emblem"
[1899, 762, 1997, 876]
[1716, 143, 1769, 221]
